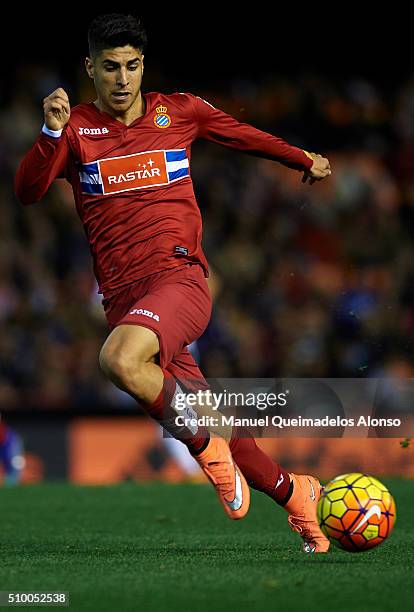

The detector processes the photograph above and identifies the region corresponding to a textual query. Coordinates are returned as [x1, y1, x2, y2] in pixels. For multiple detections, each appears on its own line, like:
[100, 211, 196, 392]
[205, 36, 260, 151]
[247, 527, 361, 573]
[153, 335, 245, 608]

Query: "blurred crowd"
[2, 63, 414, 409]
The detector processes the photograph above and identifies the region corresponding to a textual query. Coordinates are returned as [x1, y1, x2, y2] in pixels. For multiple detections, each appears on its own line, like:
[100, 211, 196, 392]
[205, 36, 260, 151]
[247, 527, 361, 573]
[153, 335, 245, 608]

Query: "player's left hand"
[302, 152, 331, 185]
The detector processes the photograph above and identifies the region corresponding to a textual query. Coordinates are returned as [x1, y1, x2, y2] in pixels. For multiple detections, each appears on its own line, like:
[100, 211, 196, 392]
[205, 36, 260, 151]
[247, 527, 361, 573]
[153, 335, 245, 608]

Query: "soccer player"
[15, 14, 331, 552]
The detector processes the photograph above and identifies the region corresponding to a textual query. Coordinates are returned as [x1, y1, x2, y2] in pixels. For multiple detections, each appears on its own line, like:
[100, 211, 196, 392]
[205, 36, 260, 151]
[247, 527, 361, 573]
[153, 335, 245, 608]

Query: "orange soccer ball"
[317, 473, 396, 552]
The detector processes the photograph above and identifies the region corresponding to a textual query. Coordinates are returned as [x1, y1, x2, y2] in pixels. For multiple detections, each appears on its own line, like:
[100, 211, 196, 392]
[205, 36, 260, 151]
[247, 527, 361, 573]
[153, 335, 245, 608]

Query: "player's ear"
[85, 57, 94, 79]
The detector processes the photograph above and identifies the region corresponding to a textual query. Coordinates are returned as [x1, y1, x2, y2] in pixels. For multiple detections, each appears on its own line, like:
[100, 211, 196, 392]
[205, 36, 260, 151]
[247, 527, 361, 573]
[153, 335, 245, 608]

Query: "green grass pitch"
[0, 480, 412, 611]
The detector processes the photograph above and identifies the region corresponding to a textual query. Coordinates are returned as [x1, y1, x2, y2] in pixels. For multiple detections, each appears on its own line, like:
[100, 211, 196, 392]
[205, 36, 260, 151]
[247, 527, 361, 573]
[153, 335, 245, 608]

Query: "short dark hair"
[88, 14, 147, 57]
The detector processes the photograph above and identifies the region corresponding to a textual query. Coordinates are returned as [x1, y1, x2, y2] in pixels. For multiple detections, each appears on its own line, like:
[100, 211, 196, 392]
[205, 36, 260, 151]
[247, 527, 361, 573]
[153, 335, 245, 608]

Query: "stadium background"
[1, 12, 413, 482]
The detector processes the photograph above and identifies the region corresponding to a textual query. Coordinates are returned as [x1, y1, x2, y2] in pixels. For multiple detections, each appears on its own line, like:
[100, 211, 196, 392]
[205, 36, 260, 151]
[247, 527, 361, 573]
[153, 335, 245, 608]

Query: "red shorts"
[102, 264, 212, 388]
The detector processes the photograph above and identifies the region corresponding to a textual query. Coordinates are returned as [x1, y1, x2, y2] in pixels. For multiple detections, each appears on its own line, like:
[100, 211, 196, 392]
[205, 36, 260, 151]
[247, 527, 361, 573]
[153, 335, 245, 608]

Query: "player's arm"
[191, 95, 331, 183]
[14, 88, 71, 205]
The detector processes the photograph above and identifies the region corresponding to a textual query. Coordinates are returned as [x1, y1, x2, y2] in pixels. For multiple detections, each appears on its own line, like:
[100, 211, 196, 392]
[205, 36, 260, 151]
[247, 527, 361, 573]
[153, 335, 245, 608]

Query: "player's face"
[85, 46, 144, 117]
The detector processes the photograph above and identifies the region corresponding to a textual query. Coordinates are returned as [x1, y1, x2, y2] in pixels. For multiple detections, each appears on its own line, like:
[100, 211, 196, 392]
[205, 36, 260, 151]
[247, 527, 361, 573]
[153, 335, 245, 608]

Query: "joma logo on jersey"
[79, 127, 109, 135]
[129, 308, 160, 322]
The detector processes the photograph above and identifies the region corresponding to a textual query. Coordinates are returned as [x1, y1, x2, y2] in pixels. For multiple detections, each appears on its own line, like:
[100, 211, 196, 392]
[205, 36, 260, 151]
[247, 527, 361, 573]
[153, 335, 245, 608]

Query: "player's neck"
[94, 91, 146, 126]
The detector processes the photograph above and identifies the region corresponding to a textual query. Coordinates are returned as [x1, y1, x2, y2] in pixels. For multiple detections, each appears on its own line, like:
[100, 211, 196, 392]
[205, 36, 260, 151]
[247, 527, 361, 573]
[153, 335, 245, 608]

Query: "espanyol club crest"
[154, 105, 171, 129]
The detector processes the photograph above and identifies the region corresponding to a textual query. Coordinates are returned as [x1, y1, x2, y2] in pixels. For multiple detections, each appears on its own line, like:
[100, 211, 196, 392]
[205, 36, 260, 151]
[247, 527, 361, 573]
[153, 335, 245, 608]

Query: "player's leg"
[169, 341, 328, 549]
[167, 347, 326, 544]
[99, 324, 161, 401]
[171, 342, 328, 551]
[166, 346, 250, 519]
[99, 264, 249, 519]
[99, 322, 209, 454]
[170, 346, 328, 548]
[100, 330, 250, 520]
[229, 426, 329, 552]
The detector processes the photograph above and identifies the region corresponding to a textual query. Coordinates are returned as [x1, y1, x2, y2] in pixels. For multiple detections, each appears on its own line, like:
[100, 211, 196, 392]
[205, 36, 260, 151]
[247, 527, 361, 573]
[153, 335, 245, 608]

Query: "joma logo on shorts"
[129, 308, 160, 322]
[79, 127, 109, 135]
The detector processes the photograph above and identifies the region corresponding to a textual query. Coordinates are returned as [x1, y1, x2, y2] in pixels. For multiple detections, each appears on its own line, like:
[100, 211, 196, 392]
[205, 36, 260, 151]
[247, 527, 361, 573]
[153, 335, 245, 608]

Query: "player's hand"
[43, 88, 71, 131]
[302, 152, 331, 185]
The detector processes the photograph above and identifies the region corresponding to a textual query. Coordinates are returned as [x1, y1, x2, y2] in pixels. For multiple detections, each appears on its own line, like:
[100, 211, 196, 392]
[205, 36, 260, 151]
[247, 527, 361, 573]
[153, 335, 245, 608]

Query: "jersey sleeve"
[190, 95, 313, 171]
[14, 129, 71, 205]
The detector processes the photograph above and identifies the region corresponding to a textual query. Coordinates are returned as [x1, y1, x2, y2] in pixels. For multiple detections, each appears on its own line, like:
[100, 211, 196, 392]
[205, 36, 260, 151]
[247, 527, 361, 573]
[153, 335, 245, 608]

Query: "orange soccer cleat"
[194, 436, 250, 519]
[285, 473, 330, 553]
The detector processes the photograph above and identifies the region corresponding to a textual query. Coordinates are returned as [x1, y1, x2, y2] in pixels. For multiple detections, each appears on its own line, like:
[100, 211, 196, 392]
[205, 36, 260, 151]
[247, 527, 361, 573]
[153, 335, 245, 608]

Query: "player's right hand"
[43, 88, 71, 131]
[302, 151, 331, 185]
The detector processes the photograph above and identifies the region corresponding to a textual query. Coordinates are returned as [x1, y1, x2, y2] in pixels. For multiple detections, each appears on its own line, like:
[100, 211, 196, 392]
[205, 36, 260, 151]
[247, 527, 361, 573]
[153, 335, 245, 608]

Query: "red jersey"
[15, 92, 312, 296]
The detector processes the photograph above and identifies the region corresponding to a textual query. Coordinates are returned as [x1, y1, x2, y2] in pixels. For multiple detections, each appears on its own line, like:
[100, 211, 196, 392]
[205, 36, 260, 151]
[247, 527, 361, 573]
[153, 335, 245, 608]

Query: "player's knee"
[99, 339, 153, 392]
[99, 343, 134, 387]
[99, 325, 159, 392]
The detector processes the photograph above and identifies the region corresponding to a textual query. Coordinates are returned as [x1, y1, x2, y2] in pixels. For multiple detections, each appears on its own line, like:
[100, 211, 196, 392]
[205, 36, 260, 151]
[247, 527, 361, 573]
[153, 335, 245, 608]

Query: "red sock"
[229, 426, 291, 505]
[143, 369, 209, 455]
